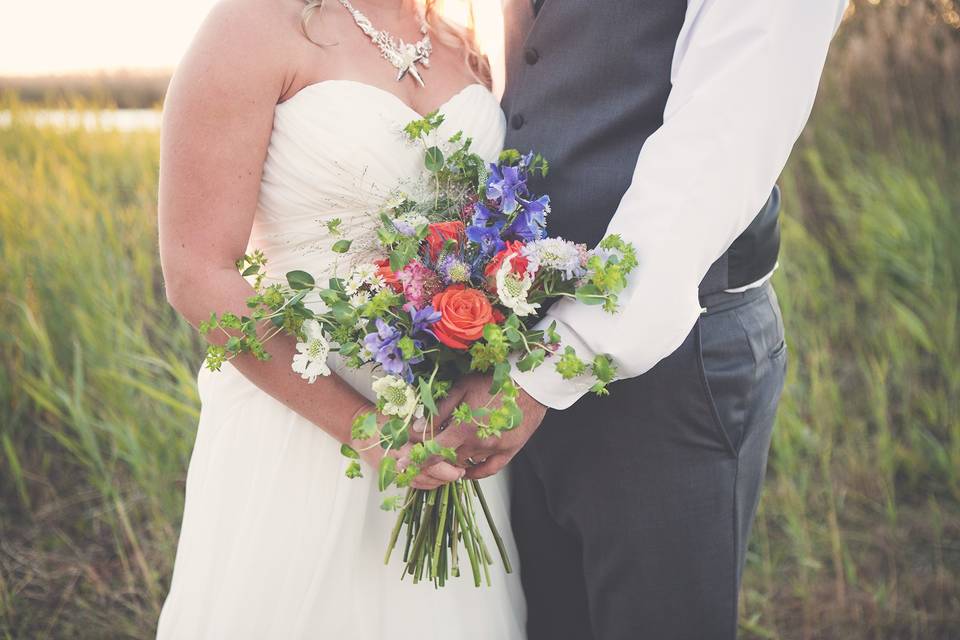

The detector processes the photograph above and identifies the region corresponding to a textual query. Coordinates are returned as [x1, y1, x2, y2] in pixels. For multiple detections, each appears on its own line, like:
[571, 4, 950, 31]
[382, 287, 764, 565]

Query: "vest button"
[524, 48, 540, 65]
[510, 114, 525, 130]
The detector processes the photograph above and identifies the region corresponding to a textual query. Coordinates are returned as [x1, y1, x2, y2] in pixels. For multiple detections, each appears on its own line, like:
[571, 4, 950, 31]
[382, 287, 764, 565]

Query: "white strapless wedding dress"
[156, 81, 526, 639]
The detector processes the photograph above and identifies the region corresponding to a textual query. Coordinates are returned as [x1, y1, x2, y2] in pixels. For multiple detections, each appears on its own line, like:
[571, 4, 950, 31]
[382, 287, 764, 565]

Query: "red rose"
[425, 221, 465, 260]
[484, 241, 529, 292]
[431, 285, 498, 350]
[374, 258, 403, 293]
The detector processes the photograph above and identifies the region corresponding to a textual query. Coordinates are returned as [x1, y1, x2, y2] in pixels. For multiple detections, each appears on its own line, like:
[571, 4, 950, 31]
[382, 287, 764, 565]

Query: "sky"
[0, 1, 488, 76]
[0, 1, 220, 75]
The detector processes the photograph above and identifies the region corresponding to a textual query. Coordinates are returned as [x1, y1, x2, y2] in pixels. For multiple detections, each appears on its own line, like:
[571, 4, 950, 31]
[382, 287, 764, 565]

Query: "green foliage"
[4, 14, 960, 632]
[555, 346, 588, 379]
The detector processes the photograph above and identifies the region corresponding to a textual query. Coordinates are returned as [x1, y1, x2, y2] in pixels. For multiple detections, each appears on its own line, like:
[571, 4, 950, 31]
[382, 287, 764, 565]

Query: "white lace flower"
[372, 375, 419, 419]
[291, 320, 331, 383]
[496, 254, 541, 317]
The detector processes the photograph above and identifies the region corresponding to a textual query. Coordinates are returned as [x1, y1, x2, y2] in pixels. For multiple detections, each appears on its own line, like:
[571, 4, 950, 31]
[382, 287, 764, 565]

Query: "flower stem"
[472, 479, 512, 574]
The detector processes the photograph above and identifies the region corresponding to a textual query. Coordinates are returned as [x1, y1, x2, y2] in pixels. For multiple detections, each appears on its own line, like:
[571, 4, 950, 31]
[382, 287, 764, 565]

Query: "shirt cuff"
[508, 316, 603, 410]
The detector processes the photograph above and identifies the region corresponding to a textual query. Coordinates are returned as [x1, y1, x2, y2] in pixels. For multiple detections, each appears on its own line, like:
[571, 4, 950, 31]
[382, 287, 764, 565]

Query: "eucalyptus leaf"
[286, 270, 315, 290]
[425, 146, 445, 172]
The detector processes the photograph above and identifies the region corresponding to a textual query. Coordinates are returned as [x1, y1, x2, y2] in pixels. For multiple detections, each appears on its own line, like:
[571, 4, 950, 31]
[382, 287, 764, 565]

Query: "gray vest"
[501, 0, 780, 294]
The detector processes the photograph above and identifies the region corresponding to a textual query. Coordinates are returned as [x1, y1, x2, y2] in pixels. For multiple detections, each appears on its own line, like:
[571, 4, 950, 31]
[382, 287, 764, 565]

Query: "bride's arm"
[158, 1, 458, 488]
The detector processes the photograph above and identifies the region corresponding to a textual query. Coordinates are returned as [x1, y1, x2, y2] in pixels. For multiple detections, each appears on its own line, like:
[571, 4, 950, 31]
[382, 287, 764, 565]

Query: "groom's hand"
[416, 374, 548, 479]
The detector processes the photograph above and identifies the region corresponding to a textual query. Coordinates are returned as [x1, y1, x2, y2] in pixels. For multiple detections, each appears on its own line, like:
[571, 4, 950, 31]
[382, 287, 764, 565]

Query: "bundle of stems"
[385, 479, 512, 587]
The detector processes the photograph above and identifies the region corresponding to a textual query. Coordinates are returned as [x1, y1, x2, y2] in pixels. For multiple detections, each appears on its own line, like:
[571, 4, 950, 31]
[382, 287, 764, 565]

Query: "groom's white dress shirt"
[512, 0, 850, 410]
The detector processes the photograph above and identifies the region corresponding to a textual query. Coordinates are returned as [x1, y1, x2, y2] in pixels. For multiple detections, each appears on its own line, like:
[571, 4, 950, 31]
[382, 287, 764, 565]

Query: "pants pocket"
[695, 302, 761, 458]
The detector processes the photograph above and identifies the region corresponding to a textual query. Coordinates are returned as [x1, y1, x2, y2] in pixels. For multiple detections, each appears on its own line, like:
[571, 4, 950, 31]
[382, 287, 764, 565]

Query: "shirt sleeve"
[512, 0, 849, 410]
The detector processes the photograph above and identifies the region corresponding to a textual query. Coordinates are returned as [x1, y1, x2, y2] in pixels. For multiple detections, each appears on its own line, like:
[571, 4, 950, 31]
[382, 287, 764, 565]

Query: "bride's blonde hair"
[300, 0, 491, 88]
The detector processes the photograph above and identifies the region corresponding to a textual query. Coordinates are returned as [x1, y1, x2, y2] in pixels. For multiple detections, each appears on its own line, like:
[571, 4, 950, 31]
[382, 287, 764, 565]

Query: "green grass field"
[2, 3, 958, 638]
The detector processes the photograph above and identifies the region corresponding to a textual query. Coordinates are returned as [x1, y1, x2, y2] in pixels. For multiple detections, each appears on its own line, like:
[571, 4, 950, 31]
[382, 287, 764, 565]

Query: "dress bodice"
[249, 80, 506, 279]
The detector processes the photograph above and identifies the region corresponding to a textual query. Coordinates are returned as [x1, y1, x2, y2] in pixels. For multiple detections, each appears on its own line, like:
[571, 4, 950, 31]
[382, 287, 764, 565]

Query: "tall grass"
[1, 2, 958, 638]
[0, 103, 202, 637]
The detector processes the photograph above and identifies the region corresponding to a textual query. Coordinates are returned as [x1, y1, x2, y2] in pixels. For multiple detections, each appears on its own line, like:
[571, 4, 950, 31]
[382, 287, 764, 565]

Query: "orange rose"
[425, 221, 465, 260]
[431, 285, 497, 350]
[374, 258, 403, 293]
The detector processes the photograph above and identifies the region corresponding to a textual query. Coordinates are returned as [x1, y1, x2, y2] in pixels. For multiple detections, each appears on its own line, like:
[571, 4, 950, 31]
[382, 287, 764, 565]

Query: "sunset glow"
[0, 1, 502, 77]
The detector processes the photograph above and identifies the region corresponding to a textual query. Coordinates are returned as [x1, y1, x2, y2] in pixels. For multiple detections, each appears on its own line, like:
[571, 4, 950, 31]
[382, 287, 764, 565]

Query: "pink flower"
[397, 261, 442, 310]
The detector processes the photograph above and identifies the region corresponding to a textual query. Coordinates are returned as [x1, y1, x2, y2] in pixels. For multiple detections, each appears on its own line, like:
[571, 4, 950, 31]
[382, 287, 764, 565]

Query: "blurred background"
[1, 0, 958, 638]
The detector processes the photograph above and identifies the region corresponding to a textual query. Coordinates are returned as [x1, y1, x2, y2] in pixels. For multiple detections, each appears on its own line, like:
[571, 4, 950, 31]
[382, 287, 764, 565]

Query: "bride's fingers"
[421, 461, 465, 483]
[463, 453, 510, 480]
[410, 477, 443, 491]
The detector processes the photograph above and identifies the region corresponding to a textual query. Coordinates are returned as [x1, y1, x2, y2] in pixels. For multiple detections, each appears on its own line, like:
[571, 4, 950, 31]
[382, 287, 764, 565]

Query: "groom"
[431, 1, 848, 638]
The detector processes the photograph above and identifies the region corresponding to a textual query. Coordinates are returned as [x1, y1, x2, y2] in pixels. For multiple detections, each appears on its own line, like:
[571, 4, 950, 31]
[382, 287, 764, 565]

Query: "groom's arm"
[512, 0, 849, 409]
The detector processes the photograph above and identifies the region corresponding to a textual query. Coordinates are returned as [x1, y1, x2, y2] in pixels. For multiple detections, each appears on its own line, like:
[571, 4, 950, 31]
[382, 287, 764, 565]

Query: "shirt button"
[524, 48, 540, 65]
[510, 114, 525, 130]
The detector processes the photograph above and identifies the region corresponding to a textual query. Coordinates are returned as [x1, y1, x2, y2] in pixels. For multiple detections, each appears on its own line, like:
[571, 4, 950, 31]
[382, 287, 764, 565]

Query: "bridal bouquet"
[200, 112, 637, 587]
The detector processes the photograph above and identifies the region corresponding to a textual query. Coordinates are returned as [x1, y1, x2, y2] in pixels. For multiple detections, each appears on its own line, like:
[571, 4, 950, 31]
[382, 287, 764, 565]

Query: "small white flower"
[291, 319, 331, 383]
[372, 375, 419, 419]
[346, 263, 385, 297]
[496, 254, 541, 317]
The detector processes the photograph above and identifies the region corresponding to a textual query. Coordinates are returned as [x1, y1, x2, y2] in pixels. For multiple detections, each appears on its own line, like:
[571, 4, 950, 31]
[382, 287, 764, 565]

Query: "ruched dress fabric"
[156, 81, 525, 639]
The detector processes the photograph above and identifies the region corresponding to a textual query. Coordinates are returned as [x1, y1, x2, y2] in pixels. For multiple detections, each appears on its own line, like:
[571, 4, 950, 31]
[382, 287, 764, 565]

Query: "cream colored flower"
[372, 375, 419, 419]
[495, 255, 540, 317]
[291, 320, 331, 383]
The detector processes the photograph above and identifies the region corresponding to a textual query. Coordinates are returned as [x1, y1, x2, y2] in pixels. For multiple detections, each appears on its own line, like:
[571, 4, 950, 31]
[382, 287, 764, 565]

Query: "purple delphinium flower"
[363, 318, 407, 376]
[409, 305, 441, 338]
[504, 195, 549, 242]
[485, 164, 526, 214]
[471, 201, 502, 227]
[466, 220, 507, 258]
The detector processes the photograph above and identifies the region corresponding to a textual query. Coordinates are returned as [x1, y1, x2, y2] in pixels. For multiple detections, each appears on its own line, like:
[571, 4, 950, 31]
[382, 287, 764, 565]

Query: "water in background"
[0, 108, 161, 130]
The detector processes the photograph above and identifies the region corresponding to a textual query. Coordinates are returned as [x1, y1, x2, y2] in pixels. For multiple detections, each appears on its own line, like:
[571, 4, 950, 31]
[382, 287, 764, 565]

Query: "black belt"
[699, 185, 781, 298]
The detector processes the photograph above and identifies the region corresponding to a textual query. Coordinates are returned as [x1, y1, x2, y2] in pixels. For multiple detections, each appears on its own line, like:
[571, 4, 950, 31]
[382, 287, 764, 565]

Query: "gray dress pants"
[511, 281, 788, 640]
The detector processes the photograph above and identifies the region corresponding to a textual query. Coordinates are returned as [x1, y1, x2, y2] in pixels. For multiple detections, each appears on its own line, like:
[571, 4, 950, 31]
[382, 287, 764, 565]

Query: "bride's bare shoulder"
[171, 0, 307, 100]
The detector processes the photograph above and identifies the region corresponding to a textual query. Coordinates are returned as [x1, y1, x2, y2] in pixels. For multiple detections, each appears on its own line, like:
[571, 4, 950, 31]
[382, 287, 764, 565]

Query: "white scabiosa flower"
[372, 375, 419, 419]
[522, 238, 587, 280]
[292, 320, 331, 383]
[496, 254, 541, 317]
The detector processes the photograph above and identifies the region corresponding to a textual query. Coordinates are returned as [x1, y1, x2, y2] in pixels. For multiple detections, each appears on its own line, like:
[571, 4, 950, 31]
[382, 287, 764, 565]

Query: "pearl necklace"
[337, 0, 432, 87]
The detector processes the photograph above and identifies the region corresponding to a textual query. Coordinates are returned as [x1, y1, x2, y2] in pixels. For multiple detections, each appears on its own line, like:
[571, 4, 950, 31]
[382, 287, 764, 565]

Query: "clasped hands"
[396, 374, 548, 491]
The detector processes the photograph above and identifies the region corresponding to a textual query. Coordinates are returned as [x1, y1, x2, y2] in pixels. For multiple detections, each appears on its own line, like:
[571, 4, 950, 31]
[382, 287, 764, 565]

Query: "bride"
[155, 0, 524, 637]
